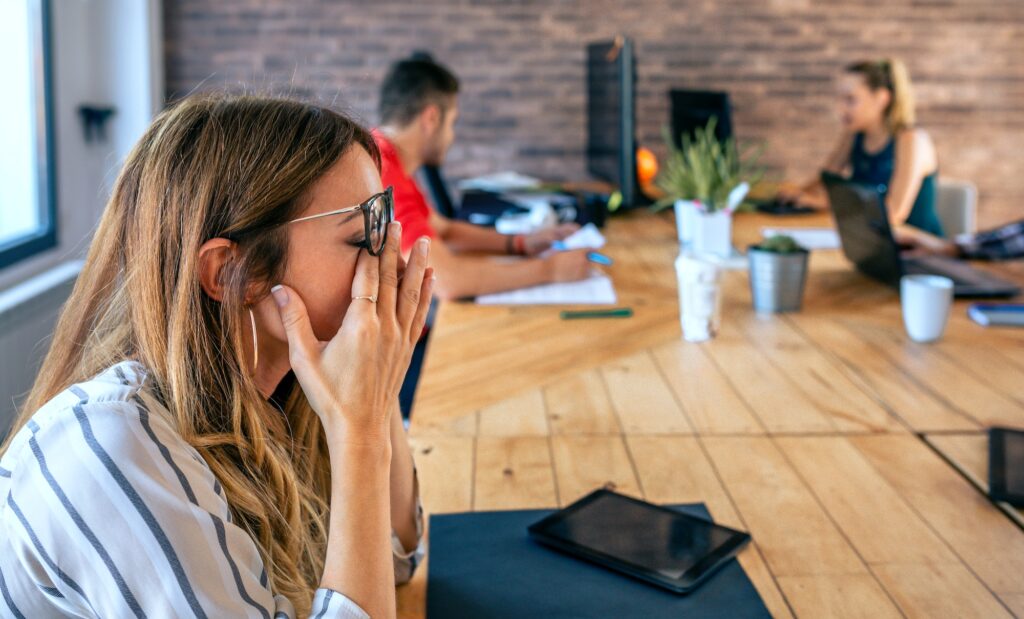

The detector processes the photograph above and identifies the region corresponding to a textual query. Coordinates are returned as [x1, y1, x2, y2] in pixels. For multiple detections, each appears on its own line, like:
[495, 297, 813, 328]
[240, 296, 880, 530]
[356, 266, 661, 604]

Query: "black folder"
[425, 503, 771, 618]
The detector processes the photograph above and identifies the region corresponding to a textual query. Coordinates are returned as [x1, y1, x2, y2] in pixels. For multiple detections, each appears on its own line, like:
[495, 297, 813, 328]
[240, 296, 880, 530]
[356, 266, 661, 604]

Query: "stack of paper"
[761, 227, 841, 250]
[556, 223, 605, 250]
[458, 171, 541, 193]
[475, 273, 616, 306]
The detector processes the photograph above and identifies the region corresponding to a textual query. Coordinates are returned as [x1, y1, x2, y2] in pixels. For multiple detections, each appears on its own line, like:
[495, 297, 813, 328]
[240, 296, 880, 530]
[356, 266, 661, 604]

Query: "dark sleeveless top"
[849, 132, 943, 237]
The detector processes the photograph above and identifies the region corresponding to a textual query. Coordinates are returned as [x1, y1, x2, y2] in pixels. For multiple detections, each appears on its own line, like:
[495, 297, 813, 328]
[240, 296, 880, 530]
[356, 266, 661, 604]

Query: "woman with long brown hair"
[0, 94, 434, 618]
[780, 58, 944, 236]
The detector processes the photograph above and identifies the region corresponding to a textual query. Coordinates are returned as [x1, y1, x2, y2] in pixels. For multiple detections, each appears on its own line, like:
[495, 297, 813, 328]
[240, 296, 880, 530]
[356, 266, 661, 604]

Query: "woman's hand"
[524, 223, 580, 256]
[893, 224, 958, 258]
[271, 222, 434, 442]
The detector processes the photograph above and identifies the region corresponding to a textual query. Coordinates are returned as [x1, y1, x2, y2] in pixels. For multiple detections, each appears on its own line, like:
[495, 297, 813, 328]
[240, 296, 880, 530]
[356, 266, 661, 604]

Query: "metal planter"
[748, 247, 809, 313]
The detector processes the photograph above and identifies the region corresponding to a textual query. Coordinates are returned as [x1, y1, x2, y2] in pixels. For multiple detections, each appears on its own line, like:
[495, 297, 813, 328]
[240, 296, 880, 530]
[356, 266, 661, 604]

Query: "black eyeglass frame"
[286, 185, 394, 256]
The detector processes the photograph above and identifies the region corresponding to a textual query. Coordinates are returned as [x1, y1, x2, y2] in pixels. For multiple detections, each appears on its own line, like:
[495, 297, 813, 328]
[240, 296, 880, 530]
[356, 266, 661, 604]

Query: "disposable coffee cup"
[675, 253, 721, 342]
[900, 274, 954, 343]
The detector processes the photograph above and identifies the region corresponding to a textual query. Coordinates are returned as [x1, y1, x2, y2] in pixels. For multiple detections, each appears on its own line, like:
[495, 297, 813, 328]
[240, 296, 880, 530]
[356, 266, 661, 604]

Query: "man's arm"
[423, 236, 591, 300]
[430, 211, 508, 253]
[429, 212, 578, 256]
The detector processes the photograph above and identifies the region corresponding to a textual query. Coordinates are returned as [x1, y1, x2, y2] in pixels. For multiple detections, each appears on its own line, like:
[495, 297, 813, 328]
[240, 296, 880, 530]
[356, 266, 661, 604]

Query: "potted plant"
[748, 234, 809, 313]
[655, 118, 763, 257]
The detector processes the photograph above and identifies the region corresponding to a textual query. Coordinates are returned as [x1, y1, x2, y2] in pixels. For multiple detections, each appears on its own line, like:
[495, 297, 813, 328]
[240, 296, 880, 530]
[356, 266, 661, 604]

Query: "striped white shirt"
[0, 361, 423, 618]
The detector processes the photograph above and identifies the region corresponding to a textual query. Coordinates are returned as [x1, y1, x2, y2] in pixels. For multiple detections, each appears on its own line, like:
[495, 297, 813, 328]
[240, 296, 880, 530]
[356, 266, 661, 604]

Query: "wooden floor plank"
[550, 435, 642, 505]
[599, 350, 694, 434]
[736, 314, 900, 433]
[853, 435, 1024, 601]
[542, 369, 620, 436]
[408, 436, 475, 514]
[474, 437, 557, 510]
[925, 433, 989, 488]
[775, 574, 901, 619]
[703, 437, 866, 576]
[924, 432, 1024, 527]
[408, 408, 479, 437]
[650, 340, 766, 435]
[848, 319, 1024, 428]
[701, 337, 836, 434]
[778, 436, 956, 565]
[788, 314, 977, 432]
[477, 388, 548, 437]
[871, 562, 1013, 619]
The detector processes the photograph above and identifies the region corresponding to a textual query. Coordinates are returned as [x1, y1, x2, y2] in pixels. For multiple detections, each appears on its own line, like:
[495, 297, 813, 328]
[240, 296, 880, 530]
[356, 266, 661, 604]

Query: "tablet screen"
[1006, 433, 1024, 492]
[990, 427, 1024, 507]
[529, 489, 750, 590]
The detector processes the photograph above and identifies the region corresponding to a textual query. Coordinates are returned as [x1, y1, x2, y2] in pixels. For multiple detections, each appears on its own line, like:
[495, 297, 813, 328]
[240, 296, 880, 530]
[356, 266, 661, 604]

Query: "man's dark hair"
[378, 52, 460, 127]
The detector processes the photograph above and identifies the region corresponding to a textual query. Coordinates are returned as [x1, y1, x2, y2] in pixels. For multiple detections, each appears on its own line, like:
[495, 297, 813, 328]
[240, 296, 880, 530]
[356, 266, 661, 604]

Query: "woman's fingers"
[376, 222, 402, 316]
[397, 236, 430, 331]
[271, 285, 320, 370]
[408, 267, 435, 345]
[349, 247, 380, 319]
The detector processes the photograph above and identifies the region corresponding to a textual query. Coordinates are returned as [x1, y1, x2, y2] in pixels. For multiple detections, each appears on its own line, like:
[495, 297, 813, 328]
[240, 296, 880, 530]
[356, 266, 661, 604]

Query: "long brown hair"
[846, 58, 916, 133]
[2, 93, 379, 615]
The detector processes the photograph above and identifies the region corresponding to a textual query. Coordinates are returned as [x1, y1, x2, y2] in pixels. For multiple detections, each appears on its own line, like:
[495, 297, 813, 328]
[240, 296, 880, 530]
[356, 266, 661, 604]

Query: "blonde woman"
[0, 95, 434, 618]
[780, 58, 944, 236]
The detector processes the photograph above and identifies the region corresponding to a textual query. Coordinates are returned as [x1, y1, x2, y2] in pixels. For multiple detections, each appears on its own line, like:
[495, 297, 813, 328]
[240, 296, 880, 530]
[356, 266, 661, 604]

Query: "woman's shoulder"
[895, 126, 934, 147]
[894, 127, 937, 169]
[1, 361, 190, 482]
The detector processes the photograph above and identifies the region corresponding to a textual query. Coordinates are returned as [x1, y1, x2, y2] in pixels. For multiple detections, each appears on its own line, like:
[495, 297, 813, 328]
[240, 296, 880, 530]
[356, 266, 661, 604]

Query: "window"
[0, 0, 56, 269]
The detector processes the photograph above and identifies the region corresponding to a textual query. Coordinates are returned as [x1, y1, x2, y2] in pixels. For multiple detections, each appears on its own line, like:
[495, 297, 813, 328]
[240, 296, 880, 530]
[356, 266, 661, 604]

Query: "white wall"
[0, 0, 163, 435]
[0, 0, 163, 292]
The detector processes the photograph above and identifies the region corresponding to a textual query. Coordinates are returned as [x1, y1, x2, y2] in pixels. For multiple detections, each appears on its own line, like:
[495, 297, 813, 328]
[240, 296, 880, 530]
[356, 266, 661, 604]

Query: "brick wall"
[165, 0, 1024, 228]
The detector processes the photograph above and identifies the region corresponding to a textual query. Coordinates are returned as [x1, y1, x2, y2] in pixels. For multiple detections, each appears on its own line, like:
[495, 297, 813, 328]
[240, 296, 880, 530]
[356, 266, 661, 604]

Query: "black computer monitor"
[669, 89, 732, 147]
[586, 37, 639, 208]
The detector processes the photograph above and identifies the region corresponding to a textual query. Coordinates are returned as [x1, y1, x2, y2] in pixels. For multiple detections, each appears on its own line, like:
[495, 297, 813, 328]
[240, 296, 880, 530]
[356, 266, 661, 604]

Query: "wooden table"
[399, 210, 1024, 618]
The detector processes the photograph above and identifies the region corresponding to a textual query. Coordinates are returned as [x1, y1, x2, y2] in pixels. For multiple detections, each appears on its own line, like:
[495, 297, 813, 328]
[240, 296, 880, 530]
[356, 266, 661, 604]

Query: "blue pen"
[552, 241, 568, 251]
[587, 251, 613, 266]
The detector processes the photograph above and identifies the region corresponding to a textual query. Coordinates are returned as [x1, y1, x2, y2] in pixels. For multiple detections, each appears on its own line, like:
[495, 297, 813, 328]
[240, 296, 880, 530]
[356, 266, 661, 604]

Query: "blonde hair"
[2, 94, 379, 616]
[846, 58, 916, 133]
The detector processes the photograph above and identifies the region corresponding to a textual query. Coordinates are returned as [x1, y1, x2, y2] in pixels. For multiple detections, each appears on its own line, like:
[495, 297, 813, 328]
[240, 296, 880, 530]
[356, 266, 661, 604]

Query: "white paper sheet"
[457, 171, 541, 193]
[557, 223, 606, 250]
[761, 227, 841, 250]
[475, 273, 617, 306]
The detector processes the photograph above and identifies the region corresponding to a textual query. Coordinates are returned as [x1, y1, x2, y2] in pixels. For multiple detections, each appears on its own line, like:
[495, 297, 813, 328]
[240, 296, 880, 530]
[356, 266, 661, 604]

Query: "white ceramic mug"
[900, 275, 954, 343]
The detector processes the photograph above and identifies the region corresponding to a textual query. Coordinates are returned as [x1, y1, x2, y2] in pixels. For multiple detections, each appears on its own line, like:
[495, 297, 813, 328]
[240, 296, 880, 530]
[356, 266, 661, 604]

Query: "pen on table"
[560, 308, 633, 320]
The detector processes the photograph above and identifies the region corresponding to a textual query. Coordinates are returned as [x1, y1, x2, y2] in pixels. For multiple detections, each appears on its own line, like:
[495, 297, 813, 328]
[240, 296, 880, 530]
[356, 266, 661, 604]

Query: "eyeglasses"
[287, 186, 394, 256]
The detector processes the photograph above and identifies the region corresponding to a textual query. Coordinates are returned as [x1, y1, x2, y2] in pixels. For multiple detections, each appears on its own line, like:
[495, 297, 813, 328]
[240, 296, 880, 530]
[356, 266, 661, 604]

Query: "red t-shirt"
[372, 130, 437, 254]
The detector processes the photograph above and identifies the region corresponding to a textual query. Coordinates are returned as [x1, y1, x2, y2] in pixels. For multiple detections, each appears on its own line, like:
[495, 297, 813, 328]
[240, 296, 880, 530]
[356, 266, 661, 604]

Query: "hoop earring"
[248, 307, 259, 370]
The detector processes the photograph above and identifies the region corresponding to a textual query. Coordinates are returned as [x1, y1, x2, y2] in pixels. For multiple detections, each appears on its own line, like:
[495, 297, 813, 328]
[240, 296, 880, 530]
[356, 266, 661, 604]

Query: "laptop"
[822, 171, 1020, 298]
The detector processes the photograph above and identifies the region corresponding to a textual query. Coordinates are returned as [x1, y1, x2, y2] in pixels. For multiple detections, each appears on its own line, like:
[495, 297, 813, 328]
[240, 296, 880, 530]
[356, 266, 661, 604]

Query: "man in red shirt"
[373, 54, 592, 300]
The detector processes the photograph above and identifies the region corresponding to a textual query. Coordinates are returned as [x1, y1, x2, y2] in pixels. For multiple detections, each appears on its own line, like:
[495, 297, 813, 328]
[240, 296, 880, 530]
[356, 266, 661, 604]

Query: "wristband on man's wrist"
[514, 234, 527, 255]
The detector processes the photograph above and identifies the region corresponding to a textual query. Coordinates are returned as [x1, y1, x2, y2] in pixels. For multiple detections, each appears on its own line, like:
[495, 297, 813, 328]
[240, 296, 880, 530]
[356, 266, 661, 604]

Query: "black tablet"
[989, 427, 1024, 507]
[527, 489, 751, 594]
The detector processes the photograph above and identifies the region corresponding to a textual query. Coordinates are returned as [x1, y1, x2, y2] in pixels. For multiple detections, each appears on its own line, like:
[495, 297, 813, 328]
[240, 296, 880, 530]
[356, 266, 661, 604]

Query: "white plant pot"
[692, 210, 733, 258]
[673, 199, 701, 245]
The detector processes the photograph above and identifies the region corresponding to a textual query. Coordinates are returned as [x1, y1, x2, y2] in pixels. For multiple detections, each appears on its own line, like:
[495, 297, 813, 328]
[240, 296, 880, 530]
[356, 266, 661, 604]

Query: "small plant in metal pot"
[748, 234, 809, 313]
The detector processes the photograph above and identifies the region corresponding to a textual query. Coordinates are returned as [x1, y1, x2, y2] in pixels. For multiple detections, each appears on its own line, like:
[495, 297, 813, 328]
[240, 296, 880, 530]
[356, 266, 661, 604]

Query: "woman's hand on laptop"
[893, 224, 959, 258]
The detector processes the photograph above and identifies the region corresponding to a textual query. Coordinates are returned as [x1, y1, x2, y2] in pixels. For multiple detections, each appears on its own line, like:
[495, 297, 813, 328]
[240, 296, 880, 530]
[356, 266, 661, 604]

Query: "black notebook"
[426, 503, 770, 618]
